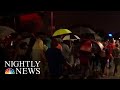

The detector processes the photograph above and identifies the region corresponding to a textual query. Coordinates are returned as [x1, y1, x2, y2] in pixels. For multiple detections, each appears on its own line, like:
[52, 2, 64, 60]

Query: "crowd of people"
[0, 31, 120, 79]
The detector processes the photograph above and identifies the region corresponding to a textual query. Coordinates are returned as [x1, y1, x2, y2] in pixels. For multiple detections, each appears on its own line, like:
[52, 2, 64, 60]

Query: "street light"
[108, 33, 113, 37]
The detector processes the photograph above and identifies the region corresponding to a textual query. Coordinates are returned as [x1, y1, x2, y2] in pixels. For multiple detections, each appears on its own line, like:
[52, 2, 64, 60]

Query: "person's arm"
[43, 44, 48, 52]
[64, 44, 71, 54]
[118, 48, 120, 58]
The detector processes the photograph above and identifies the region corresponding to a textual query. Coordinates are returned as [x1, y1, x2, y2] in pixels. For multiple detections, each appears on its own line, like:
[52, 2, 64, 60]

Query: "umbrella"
[80, 27, 95, 34]
[63, 34, 80, 41]
[94, 34, 102, 41]
[72, 27, 95, 35]
[78, 27, 102, 41]
[80, 40, 92, 52]
[72, 27, 102, 41]
[53, 29, 72, 37]
[0, 26, 15, 39]
[92, 41, 104, 51]
[80, 39, 104, 53]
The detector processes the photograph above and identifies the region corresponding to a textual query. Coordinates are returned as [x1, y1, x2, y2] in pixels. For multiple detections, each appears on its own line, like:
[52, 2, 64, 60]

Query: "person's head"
[63, 40, 70, 45]
[51, 38, 58, 48]
[115, 44, 119, 48]
[46, 32, 52, 38]
[110, 39, 114, 44]
[19, 42, 28, 49]
[0, 42, 4, 48]
[56, 38, 63, 44]
[60, 34, 66, 39]
[10, 33, 18, 39]
[35, 32, 46, 40]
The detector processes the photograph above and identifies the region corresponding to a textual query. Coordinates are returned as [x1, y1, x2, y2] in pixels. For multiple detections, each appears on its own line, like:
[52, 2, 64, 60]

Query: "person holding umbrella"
[79, 40, 92, 79]
[45, 38, 65, 79]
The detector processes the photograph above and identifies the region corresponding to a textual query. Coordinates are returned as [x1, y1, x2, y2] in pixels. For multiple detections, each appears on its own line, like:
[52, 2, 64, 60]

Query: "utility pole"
[50, 11, 55, 35]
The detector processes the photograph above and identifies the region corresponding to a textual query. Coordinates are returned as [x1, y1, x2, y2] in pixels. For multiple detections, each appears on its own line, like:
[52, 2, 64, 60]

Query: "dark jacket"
[45, 48, 65, 77]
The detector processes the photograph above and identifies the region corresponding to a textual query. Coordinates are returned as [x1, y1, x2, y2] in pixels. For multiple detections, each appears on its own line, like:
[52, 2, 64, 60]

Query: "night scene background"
[54, 11, 120, 33]
[1, 11, 120, 35]
[0, 11, 120, 33]
[1, 11, 120, 79]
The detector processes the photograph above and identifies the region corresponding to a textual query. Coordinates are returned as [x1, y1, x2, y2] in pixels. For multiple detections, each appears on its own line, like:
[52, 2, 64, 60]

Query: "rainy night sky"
[2, 11, 120, 34]
[53, 11, 120, 33]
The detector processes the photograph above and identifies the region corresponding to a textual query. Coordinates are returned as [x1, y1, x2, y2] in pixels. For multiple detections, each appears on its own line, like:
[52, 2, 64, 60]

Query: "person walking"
[45, 38, 65, 79]
[99, 48, 107, 76]
[31, 33, 47, 79]
[112, 44, 120, 76]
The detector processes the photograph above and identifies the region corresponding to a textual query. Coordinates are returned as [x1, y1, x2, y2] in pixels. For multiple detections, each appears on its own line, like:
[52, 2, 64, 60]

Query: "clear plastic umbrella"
[0, 26, 15, 39]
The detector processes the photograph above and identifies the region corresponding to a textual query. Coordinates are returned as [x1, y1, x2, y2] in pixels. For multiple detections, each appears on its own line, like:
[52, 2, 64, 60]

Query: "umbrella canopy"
[80, 39, 104, 53]
[94, 34, 102, 41]
[80, 40, 92, 52]
[0, 26, 15, 40]
[72, 27, 95, 35]
[80, 27, 95, 34]
[53, 29, 72, 37]
[92, 40, 104, 52]
[72, 27, 102, 41]
[63, 34, 80, 41]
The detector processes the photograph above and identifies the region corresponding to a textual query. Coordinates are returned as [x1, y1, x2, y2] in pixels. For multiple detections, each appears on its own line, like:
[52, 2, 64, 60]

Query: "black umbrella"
[72, 27, 95, 35]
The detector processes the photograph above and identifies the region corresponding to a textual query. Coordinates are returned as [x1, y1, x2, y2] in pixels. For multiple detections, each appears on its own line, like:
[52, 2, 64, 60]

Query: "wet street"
[100, 65, 120, 79]
[64, 62, 120, 79]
